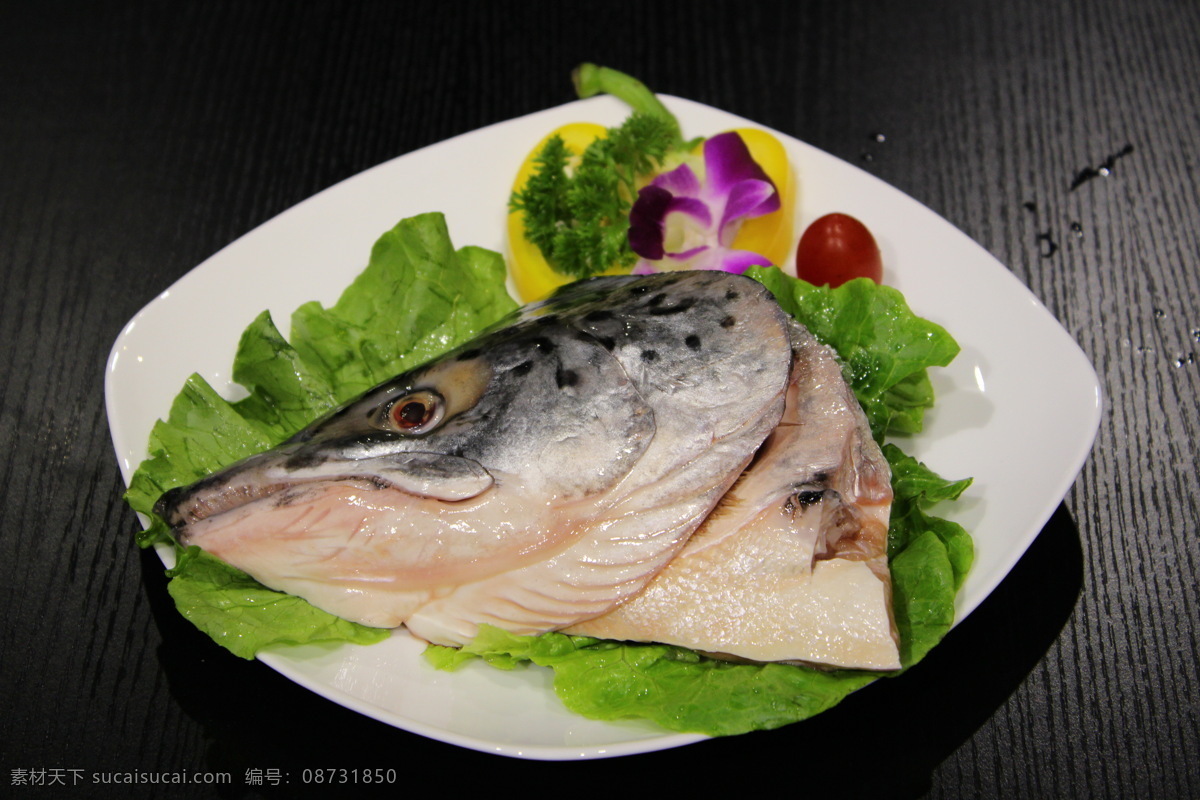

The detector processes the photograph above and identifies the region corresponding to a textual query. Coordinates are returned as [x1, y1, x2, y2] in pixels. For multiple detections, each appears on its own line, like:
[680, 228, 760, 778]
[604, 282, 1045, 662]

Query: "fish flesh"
[567, 323, 899, 670]
[155, 271, 796, 646]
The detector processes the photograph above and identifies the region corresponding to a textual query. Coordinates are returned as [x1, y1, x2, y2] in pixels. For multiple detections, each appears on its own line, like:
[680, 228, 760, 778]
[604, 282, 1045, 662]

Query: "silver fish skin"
[155, 271, 795, 646]
[567, 322, 900, 670]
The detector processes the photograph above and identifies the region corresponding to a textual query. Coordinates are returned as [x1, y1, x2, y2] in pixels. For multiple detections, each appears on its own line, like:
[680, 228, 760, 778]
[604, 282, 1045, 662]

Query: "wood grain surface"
[2, 1, 1197, 797]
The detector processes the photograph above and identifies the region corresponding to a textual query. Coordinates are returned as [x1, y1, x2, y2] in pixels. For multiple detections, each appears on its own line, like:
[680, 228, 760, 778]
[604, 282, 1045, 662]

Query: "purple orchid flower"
[627, 131, 781, 274]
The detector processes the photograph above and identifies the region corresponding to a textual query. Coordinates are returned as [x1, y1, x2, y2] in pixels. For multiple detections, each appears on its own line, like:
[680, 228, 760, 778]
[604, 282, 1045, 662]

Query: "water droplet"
[870, 132, 887, 143]
[860, 152, 874, 162]
[1136, 344, 1154, 354]
[1153, 307, 1166, 320]
[1070, 221, 1084, 239]
[1036, 231, 1059, 257]
[1191, 328, 1200, 342]
[1173, 352, 1195, 368]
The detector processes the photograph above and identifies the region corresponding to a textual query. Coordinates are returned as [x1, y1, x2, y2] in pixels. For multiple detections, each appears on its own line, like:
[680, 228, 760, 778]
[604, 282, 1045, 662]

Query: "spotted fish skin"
[155, 271, 796, 645]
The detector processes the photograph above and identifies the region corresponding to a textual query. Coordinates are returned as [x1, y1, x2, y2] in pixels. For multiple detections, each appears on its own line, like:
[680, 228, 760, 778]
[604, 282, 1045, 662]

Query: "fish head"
[153, 270, 797, 634]
[154, 310, 658, 547]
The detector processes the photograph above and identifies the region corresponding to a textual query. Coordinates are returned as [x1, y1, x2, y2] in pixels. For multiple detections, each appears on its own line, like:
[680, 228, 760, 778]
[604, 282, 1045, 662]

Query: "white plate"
[105, 96, 1101, 760]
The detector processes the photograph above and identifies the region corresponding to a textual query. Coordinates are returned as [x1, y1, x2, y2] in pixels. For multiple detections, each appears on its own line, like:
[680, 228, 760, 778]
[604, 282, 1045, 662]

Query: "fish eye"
[387, 390, 444, 434]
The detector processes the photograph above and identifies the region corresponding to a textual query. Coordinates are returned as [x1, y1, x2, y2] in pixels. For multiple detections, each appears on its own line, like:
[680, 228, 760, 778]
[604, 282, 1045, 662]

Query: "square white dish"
[105, 95, 1101, 760]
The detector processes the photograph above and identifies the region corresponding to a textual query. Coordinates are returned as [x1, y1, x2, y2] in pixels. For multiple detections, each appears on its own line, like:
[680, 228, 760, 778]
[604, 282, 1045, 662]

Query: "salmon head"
[154, 271, 796, 644]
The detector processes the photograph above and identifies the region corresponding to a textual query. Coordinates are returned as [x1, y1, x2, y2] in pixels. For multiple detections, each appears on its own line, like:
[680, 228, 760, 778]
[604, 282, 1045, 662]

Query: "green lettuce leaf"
[427, 625, 878, 737]
[125, 212, 517, 658]
[289, 226, 516, 399]
[231, 311, 339, 441]
[884, 443, 974, 589]
[166, 547, 391, 658]
[746, 268, 961, 440]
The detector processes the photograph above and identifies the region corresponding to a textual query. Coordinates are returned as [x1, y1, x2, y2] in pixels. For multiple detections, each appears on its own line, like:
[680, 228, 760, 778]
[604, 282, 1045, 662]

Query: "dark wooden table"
[3, 1, 1197, 797]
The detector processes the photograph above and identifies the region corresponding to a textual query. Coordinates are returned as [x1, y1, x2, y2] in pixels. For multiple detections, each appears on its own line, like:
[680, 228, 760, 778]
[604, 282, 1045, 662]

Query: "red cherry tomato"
[795, 213, 883, 287]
